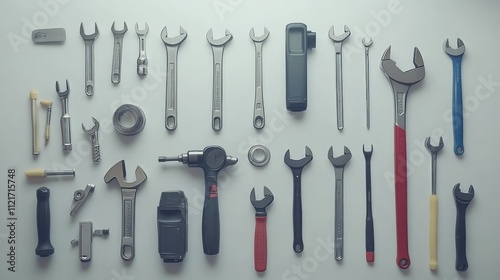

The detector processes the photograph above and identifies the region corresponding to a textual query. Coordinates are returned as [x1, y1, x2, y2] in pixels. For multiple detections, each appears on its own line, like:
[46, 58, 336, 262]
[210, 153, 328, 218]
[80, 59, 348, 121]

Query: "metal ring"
[248, 144, 271, 167]
[73, 189, 84, 201]
[113, 104, 146, 136]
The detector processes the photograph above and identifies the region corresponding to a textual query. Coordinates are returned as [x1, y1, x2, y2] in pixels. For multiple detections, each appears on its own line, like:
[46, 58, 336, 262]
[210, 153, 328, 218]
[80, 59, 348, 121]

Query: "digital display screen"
[288, 28, 304, 54]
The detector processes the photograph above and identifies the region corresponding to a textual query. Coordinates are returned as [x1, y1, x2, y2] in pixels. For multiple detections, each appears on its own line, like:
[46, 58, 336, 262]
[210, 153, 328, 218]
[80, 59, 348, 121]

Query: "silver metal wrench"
[56, 80, 71, 151]
[363, 37, 373, 129]
[111, 22, 128, 84]
[82, 118, 101, 162]
[249, 27, 269, 130]
[136, 23, 149, 76]
[80, 23, 99, 96]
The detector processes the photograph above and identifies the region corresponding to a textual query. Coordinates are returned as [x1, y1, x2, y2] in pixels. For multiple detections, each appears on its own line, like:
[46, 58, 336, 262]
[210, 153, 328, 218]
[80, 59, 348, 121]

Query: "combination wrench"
[80, 23, 99, 96]
[249, 27, 269, 129]
[135, 23, 149, 76]
[111, 22, 128, 84]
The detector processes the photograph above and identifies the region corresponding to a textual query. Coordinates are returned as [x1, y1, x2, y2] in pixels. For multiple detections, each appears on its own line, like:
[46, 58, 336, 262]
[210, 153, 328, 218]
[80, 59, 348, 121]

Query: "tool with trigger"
[80, 23, 99, 96]
[70, 184, 95, 216]
[453, 184, 474, 272]
[111, 22, 127, 84]
[207, 29, 233, 131]
[56, 80, 71, 151]
[444, 38, 466, 156]
[284, 146, 313, 253]
[363, 145, 375, 263]
[328, 146, 351, 261]
[329, 25, 351, 130]
[363, 37, 373, 129]
[161, 26, 187, 131]
[250, 187, 274, 272]
[250, 27, 269, 129]
[82, 117, 101, 162]
[104, 160, 147, 261]
[135, 23, 148, 76]
[381, 46, 425, 269]
[158, 146, 237, 255]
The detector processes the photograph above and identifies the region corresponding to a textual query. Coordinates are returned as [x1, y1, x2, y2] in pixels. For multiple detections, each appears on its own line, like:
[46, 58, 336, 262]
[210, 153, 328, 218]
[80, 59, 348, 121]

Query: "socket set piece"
[71, 221, 109, 262]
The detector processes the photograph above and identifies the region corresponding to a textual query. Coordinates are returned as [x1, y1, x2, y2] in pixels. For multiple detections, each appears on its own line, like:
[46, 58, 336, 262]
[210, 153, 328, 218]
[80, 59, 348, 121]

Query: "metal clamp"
[70, 184, 95, 216]
[71, 221, 109, 262]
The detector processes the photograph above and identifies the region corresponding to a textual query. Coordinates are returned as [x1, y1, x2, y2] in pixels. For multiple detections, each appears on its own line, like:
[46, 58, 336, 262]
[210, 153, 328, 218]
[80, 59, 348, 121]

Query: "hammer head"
[104, 160, 147, 189]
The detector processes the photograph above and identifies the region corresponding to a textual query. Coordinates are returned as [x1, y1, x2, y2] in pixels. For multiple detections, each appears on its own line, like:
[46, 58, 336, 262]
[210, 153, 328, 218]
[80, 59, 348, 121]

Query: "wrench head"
[81, 117, 99, 134]
[284, 146, 313, 169]
[104, 160, 147, 189]
[161, 26, 187, 46]
[362, 144, 373, 156]
[250, 186, 274, 210]
[444, 38, 465, 57]
[362, 37, 373, 47]
[380, 46, 425, 85]
[425, 137, 444, 154]
[249, 27, 269, 42]
[135, 22, 149, 35]
[111, 21, 128, 35]
[453, 183, 474, 204]
[328, 146, 352, 167]
[206, 28, 233, 46]
[80, 23, 99, 40]
[55, 79, 70, 97]
[328, 25, 351, 42]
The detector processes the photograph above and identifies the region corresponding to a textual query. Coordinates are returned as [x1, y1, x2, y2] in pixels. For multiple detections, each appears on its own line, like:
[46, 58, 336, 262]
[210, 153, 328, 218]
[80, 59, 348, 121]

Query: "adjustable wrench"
[80, 23, 99, 96]
[82, 117, 101, 162]
[111, 22, 128, 84]
[161, 26, 187, 131]
[249, 27, 269, 129]
[56, 80, 71, 151]
[135, 23, 149, 76]
[207, 29, 232, 131]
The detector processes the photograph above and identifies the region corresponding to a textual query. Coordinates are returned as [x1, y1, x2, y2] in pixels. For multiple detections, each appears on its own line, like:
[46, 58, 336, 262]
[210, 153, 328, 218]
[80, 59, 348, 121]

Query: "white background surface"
[1, 0, 500, 279]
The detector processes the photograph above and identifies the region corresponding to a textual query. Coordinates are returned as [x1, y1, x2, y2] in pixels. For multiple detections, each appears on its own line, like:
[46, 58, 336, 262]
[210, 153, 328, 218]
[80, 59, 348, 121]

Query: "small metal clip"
[71, 221, 109, 262]
[70, 184, 95, 216]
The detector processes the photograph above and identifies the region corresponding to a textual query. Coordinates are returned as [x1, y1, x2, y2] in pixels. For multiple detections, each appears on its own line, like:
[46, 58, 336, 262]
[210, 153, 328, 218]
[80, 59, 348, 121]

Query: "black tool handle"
[202, 174, 220, 255]
[455, 203, 469, 271]
[292, 169, 303, 253]
[365, 156, 374, 262]
[35, 187, 54, 257]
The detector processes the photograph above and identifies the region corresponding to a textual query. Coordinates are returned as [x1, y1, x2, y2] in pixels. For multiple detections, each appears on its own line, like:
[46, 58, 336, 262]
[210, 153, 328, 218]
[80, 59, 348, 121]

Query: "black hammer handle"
[35, 187, 54, 257]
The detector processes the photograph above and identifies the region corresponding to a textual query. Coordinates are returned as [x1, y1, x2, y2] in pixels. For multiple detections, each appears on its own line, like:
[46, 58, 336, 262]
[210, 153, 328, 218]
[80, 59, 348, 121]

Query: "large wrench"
[161, 26, 187, 131]
[249, 27, 269, 129]
[56, 80, 71, 151]
[207, 29, 232, 131]
[111, 22, 128, 84]
[80, 23, 99, 96]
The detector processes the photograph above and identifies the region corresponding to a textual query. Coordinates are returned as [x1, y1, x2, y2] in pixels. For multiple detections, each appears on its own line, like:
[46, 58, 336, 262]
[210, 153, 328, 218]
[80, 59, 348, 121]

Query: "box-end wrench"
[80, 23, 99, 96]
[111, 22, 128, 84]
[453, 184, 474, 271]
[444, 38, 466, 156]
[161, 26, 187, 131]
[56, 80, 71, 151]
[249, 27, 269, 130]
[329, 25, 351, 130]
[363, 37, 373, 129]
[328, 146, 351, 261]
[135, 23, 149, 76]
[381, 46, 425, 269]
[207, 29, 232, 131]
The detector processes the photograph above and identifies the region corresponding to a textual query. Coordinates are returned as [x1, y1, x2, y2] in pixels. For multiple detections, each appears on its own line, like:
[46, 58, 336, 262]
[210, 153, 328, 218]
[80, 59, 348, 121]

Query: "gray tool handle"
[90, 134, 100, 162]
[60, 114, 71, 151]
[121, 188, 136, 261]
[112, 36, 124, 84]
[165, 46, 179, 131]
[84, 42, 95, 96]
[335, 52, 344, 130]
[253, 42, 265, 129]
[334, 168, 344, 261]
[211, 46, 224, 131]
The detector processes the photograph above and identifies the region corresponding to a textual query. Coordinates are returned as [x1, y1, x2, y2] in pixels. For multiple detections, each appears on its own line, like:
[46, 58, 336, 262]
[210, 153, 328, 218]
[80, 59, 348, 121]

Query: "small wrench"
[82, 117, 101, 162]
[328, 146, 352, 261]
[453, 184, 474, 271]
[207, 29, 233, 131]
[56, 80, 71, 151]
[80, 23, 99, 96]
[250, 186, 274, 272]
[363, 37, 373, 129]
[161, 26, 187, 131]
[135, 23, 149, 76]
[363, 145, 374, 263]
[249, 27, 269, 129]
[111, 22, 128, 84]
[329, 25, 351, 130]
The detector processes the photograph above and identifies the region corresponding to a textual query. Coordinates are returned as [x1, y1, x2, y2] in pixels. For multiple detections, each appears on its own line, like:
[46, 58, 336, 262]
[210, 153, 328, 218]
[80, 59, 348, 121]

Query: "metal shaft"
[431, 154, 437, 195]
[253, 41, 265, 129]
[211, 46, 225, 131]
[137, 33, 147, 75]
[46, 169, 75, 176]
[334, 46, 344, 130]
[364, 45, 370, 129]
[165, 45, 180, 131]
[84, 41, 95, 96]
[111, 34, 125, 84]
[334, 167, 345, 261]
[59, 96, 71, 151]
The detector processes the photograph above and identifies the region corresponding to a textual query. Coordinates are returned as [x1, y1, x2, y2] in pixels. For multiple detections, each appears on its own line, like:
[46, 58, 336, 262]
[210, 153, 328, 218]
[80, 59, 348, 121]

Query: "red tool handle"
[394, 125, 410, 269]
[254, 216, 268, 272]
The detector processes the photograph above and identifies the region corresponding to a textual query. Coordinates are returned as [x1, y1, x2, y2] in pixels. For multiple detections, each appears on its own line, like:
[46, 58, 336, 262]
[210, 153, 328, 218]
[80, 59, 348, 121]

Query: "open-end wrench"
[56, 80, 71, 151]
[363, 145, 374, 263]
[425, 137, 444, 270]
[381, 46, 425, 269]
[82, 117, 101, 162]
[363, 37, 373, 129]
[453, 184, 474, 271]
[444, 39, 466, 156]
[111, 22, 128, 84]
[104, 160, 147, 261]
[135, 23, 149, 76]
[80, 23, 99, 96]
[284, 146, 313, 253]
[329, 25, 351, 130]
[161, 26, 187, 131]
[327, 146, 352, 261]
[249, 27, 269, 130]
[207, 29, 233, 131]
[250, 186, 274, 272]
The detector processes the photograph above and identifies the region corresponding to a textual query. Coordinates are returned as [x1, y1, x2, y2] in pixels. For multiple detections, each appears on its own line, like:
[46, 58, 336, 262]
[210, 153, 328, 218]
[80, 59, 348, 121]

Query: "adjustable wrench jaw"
[56, 79, 70, 98]
[104, 160, 147, 189]
[81, 117, 99, 135]
[444, 38, 465, 57]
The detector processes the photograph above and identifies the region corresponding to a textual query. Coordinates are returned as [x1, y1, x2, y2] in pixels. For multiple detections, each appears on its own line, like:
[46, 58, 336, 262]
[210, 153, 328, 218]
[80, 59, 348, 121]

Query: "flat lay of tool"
[56, 79, 72, 151]
[453, 184, 474, 271]
[362, 37, 372, 129]
[250, 27, 269, 129]
[363, 145, 374, 263]
[250, 187, 274, 272]
[80, 23, 99, 96]
[30, 89, 40, 155]
[135, 22, 148, 76]
[111, 22, 127, 84]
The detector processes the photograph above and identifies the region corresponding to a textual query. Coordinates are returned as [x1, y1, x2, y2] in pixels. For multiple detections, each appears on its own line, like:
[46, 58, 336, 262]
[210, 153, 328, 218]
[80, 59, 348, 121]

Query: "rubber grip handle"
[452, 56, 464, 156]
[455, 203, 469, 271]
[202, 179, 220, 255]
[254, 216, 268, 272]
[35, 187, 54, 257]
[429, 195, 438, 270]
[292, 170, 303, 253]
[366, 216, 374, 263]
[394, 125, 410, 269]
[25, 169, 46, 178]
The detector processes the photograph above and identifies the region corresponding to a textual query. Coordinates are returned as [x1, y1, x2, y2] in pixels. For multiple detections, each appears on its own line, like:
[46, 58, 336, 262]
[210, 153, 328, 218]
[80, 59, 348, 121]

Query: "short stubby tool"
[161, 26, 187, 131]
[362, 37, 373, 129]
[250, 27, 269, 129]
[104, 160, 147, 261]
[70, 221, 109, 262]
[328, 146, 352, 261]
[250, 187, 274, 272]
[363, 145, 374, 263]
[36, 187, 54, 257]
[70, 184, 95, 216]
[284, 146, 313, 253]
[329, 25, 351, 130]
[135, 23, 148, 75]
[158, 146, 237, 255]
[207, 29, 233, 131]
[56, 80, 71, 151]
[80, 23, 99, 96]
[453, 184, 474, 272]
[380, 46, 425, 269]
[425, 137, 444, 270]
[82, 117, 101, 162]
[111, 22, 128, 84]
[444, 38, 466, 156]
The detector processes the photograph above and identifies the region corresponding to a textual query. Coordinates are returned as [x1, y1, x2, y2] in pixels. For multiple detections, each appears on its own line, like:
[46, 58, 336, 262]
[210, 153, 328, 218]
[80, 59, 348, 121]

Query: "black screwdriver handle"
[202, 175, 220, 255]
[292, 169, 304, 253]
[455, 203, 469, 271]
[35, 187, 54, 257]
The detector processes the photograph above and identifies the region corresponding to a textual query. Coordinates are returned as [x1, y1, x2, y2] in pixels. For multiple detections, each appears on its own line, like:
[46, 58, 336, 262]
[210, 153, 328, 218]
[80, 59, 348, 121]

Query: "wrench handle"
[429, 195, 438, 270]
[394, 125, 410, 269]
[84, 43, 95, 96]
[455, 203, 469, 271]
[253, 42, 265, 129]
[335, 52, 344, 130]
[165, 46, 179, 131]
[111, 37, 124, 84]
[254, 216, 268, 272]
[292, 170, 303, 253]
[121, 188, 136, 261]
[334, 168, 344, 261]
[452, 57, 464, 155]
[211, 47, 224, 131]
[60, 114, 72, 151]
[202, 177, 220, 255]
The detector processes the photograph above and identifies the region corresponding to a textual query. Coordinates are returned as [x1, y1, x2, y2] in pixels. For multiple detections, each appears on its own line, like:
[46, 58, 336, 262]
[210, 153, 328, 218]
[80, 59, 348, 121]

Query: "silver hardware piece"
[56, 79, 71, 151]
[70, 184, 95, 216]
[32, 28, 66, 43]
[111, 21, 128, 84]
[249, 28, 269, 129]
[248, 144, 271, 167]
[80, 23, 99, 96]
[71, 221, 109, 262]
[136, 23, 149, 75]
[362, 37, 373, 129]
[82, 117, 101, 162]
